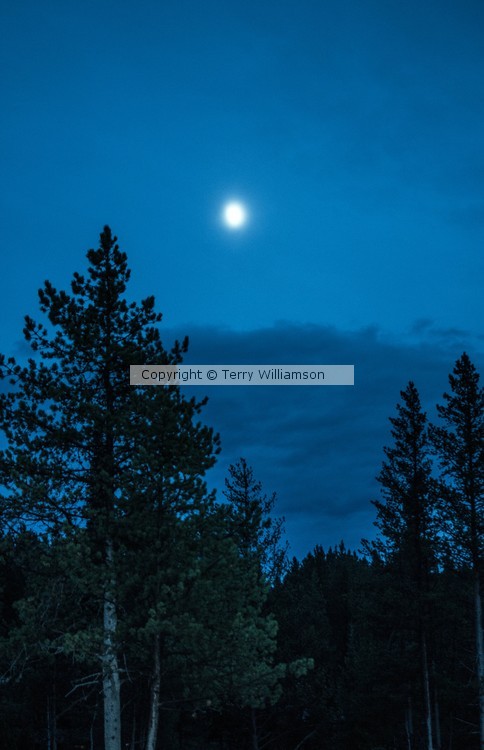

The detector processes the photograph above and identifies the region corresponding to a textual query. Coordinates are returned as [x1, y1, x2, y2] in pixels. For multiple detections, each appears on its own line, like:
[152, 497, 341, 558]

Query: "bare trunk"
[103, 539, 121, 750]
[433, 672, 441, 750]
[130, 713, 136, 750]
[47, 693, 57, 750]
[421, 634, 434, 750]
[145, 635, 161, 750]
[47, 699, 51, 750]
[250, 707, 259, 750]
[448, 713, 453, 750]
[474, 572, 484, 750]
[405, 696, 413, 750]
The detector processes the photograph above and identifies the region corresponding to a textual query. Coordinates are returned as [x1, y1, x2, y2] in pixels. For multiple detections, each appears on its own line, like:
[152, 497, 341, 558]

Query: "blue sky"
[1, 0, 483, 557]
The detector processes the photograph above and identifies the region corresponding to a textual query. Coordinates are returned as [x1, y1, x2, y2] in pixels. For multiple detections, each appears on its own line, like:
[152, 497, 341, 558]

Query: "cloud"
[160, 321, 484, 558]
[4, 320, 482, 559]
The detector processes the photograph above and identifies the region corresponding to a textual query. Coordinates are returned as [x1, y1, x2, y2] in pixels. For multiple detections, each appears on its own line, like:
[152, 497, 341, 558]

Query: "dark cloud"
[2, 321, 482, 558]
[160, 322, 484, 558]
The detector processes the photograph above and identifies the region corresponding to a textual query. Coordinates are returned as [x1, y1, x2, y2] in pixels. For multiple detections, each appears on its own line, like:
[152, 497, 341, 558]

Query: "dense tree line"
[0, 228, 482, 749]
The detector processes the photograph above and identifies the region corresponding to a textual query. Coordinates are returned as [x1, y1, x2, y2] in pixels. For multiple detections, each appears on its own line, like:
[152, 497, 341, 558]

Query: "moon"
[222, 201, 247, 229]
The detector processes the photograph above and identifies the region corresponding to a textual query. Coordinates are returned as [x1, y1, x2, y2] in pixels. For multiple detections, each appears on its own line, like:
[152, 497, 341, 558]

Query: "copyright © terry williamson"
[130, 365, 354, 386]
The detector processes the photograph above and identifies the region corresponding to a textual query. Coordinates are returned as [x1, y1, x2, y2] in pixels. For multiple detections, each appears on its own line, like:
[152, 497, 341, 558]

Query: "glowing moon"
[223, 201, 247, 229]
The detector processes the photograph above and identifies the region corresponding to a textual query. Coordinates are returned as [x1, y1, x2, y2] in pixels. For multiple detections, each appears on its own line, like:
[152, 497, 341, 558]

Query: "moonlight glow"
[223, 201, 247, 229]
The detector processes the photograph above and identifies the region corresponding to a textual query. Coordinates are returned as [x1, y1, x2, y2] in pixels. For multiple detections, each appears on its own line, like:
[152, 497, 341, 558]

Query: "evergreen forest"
[0, 228, 482, 750]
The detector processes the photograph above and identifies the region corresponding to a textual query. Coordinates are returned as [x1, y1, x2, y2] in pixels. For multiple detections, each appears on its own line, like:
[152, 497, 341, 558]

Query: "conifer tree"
[0, 227, 219, 750]
[430, 353, 484, 747]
[372, 381, 437, 750]
[223, 458, 288, 584]
[222, 459, 289, 749]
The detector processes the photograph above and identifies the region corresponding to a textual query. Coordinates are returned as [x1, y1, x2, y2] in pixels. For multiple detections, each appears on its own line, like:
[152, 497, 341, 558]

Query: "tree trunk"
[474, 571, 484, 750]
[130, 713, 137, 750]
[146, 634, 161, 750]
[405, 696, 413, 750]
[103, 539, 121, 750]
[250, 707, 259, 750]
[433, 667, 441, 750]
[89, 698, 98, 750]
[421, 634, 434, 750]
[47, 693, 57, 750]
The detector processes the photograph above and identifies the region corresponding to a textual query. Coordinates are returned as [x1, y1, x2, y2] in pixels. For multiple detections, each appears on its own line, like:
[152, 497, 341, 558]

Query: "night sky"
[1, 0, 483, 557]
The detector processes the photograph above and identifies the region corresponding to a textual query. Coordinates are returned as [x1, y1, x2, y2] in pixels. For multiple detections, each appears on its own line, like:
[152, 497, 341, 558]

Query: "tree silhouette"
[430, 353, 484, 747]
[0, 226, 219, 750]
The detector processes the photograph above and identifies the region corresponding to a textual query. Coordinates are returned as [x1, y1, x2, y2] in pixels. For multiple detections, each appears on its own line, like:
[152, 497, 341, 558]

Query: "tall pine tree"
[371, 381, 437, 750]
[430, 353, 484, 748]
[0, 227, 220, 750]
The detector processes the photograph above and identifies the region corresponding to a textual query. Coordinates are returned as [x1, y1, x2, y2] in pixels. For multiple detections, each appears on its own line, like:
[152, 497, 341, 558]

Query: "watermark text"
[130, 365, 354, 386]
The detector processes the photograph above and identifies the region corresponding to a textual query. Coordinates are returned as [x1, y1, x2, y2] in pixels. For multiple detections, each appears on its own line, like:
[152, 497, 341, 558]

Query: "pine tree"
[430, 353, 484, 747]
[0, 226, 220, 750]
[372, 381, 437, 750]
[222, 459, 289, 749]
[223, 458, 288, 584]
